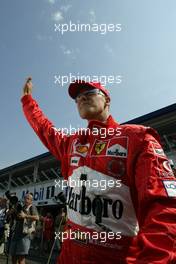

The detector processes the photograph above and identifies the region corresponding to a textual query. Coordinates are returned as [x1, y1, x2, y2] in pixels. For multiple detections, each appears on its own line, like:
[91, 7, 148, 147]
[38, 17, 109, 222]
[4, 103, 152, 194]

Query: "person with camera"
[54, 208, 67, 252]
[9, 193, 39, 264]
[42, 212, 54, 253]
[0, 198, 7, 254]
[21, 77, 176, 263]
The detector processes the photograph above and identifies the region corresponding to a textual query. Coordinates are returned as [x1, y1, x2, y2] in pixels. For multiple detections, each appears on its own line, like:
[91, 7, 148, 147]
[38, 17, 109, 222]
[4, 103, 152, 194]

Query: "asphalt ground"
[0, 255, 42, 264]
[0, 237, 60, 264]
[0, 247, 59, 264]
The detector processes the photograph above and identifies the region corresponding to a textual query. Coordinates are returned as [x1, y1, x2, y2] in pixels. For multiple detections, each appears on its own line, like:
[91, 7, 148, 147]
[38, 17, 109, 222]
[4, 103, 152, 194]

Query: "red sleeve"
[21, 95, 69, 161]
[129, 132, 176, 263]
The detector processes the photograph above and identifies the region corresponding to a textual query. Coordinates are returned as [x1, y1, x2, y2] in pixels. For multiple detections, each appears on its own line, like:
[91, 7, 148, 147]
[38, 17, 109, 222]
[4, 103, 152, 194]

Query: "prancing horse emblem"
[95, 142, 106, 154]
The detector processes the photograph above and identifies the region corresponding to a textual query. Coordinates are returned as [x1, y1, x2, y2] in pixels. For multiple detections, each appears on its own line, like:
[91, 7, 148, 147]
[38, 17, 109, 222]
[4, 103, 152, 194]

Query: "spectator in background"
[0, 198, 7, 254]
[9, 193, 39, 264]
[32, 216, 43, 251]
[54, 208, 67, 252]
[43, 212, 54, 253]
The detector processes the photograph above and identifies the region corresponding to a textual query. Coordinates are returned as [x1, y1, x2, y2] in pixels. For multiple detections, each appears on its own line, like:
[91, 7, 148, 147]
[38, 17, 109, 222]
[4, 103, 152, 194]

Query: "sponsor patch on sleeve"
[71, 139, 90, 157]
[163, 180, 176, 197]
[157, 160, 175, 178]
[106, 137, 128, 158]
[152, 142, 166, 157]
[70, 156, 80, 166]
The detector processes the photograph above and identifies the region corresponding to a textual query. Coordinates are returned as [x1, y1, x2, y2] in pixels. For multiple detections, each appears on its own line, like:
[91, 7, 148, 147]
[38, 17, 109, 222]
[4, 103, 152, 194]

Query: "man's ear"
[105, 97, 110, 106]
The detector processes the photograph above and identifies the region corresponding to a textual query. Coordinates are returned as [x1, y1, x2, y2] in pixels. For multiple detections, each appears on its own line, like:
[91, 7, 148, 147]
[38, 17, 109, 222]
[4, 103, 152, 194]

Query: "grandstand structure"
[125, 103, 176, 163]
[0, 153, 62, 212]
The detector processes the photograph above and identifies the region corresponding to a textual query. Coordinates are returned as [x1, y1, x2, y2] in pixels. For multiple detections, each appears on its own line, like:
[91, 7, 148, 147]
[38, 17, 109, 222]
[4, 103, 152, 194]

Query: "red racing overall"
[22, 95, 176, 264]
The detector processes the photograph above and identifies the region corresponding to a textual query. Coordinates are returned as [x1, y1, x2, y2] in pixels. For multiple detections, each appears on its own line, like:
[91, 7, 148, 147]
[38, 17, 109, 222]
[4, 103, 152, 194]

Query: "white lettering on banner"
[21, 185, 55, 203]
[163, 180, 176, 197]
[22, 187, 44, 201]
[1, 181, 61, 206]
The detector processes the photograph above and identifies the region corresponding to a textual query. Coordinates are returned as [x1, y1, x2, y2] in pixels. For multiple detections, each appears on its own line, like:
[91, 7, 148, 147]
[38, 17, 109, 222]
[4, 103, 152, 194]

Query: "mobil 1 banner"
[12, 180, 60, 206]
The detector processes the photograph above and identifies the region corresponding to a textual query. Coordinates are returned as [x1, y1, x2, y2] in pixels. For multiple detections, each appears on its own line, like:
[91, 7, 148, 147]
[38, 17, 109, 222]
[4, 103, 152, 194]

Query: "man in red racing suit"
[21, 78, 176, 263]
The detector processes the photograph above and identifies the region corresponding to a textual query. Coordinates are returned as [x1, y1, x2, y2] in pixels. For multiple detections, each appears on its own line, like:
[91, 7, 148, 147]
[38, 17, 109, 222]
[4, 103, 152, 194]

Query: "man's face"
[76, 89, 109, 120]
[24, 194, 33, 206]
